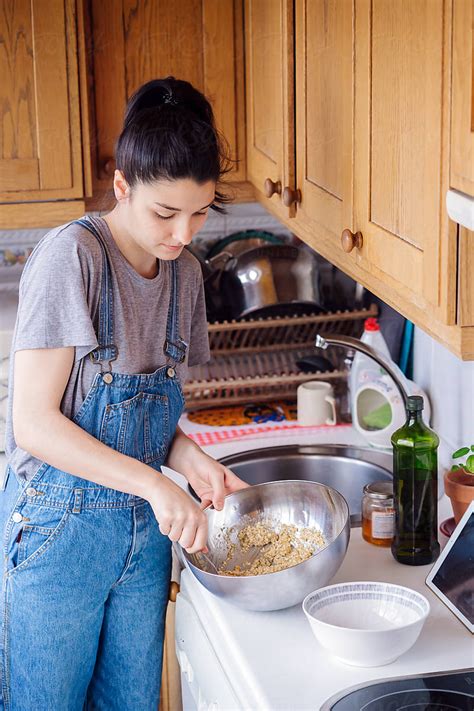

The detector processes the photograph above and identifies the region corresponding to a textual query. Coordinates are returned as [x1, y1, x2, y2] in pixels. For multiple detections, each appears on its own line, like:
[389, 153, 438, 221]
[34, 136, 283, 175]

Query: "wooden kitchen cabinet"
[85, 0, 250, 210]
[292, 0, 353, 271]
[451, 0, 474, 196]
[0, 0, 86, 227]
[458, 227, 474, 326]
[0, 0, 251, 228]
[159, 596, 182, 711]
[352, 0, 455, 321]
[244, 0, 295, 219]
[245, 0, 474, 358]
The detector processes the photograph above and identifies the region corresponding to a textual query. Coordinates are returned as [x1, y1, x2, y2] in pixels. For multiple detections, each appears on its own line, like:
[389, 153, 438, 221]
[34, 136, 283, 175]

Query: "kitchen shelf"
[183, 370, 345, 409]
[184, 305, 377, 410]
[205, 305, 377, 355]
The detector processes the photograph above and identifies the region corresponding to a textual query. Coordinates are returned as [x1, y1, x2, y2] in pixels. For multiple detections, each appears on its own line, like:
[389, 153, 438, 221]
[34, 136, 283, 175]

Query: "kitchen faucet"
[315, 334, 410, 407]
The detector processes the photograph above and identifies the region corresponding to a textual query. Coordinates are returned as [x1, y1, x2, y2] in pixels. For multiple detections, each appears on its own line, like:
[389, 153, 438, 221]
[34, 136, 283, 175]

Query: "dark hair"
[115, 77, 233, 213]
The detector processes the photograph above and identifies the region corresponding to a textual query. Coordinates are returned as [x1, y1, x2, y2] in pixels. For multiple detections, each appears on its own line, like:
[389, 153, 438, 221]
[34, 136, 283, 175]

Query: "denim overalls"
[1, 219, 187, 710]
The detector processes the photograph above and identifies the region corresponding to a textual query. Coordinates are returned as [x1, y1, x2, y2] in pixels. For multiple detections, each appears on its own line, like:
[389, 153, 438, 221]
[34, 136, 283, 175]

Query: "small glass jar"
[362, 481, 395, 547]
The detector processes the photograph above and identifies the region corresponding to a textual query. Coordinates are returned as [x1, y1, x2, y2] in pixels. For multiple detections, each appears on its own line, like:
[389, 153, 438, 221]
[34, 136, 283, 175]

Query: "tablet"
[426, 500, 474, 634]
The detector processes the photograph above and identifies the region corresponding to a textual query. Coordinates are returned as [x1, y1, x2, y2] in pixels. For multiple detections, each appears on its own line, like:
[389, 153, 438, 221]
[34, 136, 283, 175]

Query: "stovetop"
[321, 669, 474, 710]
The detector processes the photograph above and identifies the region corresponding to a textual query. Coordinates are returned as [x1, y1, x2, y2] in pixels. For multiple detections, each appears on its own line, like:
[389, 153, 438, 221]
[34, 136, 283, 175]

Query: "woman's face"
[119, 176, 216, 261]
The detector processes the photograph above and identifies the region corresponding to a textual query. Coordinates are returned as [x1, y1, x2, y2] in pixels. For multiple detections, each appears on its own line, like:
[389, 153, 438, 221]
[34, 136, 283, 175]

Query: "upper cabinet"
[450, 0, 474, 196]
[1, 0, 473, 355]
[0, 0, 249, 226]
[244, 0, 295, 219]
[458, 227, 474, 327]
[0, 0, 85, 227]
[86, 0, 248, 209]
[292, 0, 353, 271]
[270, 0, 359, 286]
[246, 0, 474, 358]
[352, 0, 454, 322]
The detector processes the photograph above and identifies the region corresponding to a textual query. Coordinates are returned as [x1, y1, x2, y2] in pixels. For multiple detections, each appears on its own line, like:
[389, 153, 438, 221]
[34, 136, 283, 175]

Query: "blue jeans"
[1, 464, 172, 710]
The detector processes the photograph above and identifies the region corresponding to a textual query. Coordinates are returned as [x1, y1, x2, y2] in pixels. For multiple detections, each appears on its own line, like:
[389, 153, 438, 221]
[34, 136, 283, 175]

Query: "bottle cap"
[407, 395, 424, 411]
[364, 317, 380, 331]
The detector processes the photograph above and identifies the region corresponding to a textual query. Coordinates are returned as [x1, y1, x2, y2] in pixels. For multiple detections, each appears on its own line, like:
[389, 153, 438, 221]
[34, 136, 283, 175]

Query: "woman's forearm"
[15, 409, 162, 500]
[166, 425, 201, 475]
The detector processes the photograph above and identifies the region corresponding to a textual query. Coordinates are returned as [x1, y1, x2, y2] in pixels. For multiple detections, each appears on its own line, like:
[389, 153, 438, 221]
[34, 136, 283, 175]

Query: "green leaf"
[471, 445, 474, 452]
[451, 464, 459, 470]
[452, 447, 470, 459]
[466, 455, 474, 474]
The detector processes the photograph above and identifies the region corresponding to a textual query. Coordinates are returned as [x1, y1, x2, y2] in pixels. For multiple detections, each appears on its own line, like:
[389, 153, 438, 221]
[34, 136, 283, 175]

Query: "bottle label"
[372, 511, 395, 539]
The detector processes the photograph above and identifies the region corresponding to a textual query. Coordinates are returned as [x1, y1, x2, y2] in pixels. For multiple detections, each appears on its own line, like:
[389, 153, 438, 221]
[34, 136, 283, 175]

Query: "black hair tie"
[163, 90, 178, 106]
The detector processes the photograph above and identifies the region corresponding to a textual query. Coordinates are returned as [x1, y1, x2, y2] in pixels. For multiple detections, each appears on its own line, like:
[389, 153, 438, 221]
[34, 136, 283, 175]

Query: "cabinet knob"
[282, 186, 301, 207]
[169, 581, 180, 602]
[264, 178, 281, 198]
[341, 229, 363, 252]
[102, 157, 116, 177]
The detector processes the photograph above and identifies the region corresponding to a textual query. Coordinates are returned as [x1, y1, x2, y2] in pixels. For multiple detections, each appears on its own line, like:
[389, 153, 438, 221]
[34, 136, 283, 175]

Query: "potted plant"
[444, 445, 474, 523]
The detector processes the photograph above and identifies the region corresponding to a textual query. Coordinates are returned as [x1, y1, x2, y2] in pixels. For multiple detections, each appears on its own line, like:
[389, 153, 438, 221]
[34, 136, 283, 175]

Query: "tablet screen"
[431, 512, 474, 625]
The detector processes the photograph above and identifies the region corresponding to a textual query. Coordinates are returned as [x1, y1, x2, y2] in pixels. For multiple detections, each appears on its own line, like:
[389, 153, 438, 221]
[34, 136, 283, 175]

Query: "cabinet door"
[292, 0, 353, 265]
[245, 0, 295, 218]
[451, 0, 474, 196]
[0, 0, 83, 204]
[458, 227, 474, 326]
[353, 0, 455, 321]
[88, 0, 246, 204]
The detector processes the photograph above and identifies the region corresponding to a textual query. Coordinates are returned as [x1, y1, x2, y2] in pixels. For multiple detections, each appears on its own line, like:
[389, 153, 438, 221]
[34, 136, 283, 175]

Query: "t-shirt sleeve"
[14, 226, 99, 362]
[187, 274, 210, 367]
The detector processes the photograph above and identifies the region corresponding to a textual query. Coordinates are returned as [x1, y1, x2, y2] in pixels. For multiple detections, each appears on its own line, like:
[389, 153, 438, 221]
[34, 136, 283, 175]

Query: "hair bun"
[124, 76, 183, 128]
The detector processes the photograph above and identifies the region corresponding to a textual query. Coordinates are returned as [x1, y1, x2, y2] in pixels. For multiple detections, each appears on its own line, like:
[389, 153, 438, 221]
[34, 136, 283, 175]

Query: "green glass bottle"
[391, 395, 440, 566]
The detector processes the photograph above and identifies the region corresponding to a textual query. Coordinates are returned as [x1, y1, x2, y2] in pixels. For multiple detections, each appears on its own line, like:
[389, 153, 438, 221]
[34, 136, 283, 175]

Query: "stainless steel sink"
[218, 444, 392, 526]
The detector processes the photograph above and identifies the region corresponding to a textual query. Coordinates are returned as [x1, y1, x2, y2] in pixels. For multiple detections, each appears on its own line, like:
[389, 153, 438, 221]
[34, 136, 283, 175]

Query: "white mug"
[297, 381, 337, 426]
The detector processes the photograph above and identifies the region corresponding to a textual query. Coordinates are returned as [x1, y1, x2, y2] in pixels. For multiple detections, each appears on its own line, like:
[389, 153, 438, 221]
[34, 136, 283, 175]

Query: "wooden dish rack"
[183, 304, 378, 410]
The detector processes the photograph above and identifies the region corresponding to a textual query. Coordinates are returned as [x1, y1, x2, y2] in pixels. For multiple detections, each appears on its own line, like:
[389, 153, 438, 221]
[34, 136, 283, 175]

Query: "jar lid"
[363, 481, 393, 499]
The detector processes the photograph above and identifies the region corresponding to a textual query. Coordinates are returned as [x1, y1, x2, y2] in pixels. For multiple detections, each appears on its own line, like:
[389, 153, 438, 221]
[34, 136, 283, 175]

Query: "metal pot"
[189, 237, 323, 321]
[217, 243, 322, 320]
[206, 229, 284, 260]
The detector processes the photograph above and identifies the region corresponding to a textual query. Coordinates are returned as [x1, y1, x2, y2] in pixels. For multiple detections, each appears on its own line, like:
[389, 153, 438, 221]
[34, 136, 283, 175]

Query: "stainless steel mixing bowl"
[181, 480, 350, 612]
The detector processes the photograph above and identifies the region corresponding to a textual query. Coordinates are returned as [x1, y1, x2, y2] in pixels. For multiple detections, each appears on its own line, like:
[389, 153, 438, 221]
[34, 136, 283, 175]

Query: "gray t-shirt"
[6, 216, 210, 481]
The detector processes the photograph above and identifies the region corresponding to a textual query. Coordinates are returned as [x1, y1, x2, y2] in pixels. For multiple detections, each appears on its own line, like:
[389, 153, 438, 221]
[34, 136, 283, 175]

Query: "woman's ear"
[112, 170, 131, 202]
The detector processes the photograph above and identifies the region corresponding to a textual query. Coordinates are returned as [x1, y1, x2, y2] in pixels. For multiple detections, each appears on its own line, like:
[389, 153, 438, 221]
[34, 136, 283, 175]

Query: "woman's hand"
[166, 427, 249, 510]
[147, 475, 208, 554]
[186, 454, 249, 511]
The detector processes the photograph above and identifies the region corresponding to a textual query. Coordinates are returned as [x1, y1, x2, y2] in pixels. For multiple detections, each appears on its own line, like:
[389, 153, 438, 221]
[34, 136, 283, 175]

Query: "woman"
[1, 77, 247, 710]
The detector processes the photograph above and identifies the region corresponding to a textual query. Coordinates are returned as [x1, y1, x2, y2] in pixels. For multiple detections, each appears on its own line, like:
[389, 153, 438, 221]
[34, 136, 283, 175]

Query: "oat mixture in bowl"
[218, 520, 326, 576]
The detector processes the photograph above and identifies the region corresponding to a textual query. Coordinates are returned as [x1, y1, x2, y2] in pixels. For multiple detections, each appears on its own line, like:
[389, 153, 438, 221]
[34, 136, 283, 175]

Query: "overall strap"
[164, 259, 187, 365]
[74, 218, 118, 373]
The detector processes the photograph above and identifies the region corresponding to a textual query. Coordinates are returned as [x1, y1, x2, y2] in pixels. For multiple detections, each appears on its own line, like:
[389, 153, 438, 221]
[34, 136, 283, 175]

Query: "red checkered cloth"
[187, 423, 352, 447]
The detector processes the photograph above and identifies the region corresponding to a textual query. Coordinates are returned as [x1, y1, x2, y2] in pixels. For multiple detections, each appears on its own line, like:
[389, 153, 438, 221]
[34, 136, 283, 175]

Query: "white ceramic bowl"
[302, 581, 430, 667]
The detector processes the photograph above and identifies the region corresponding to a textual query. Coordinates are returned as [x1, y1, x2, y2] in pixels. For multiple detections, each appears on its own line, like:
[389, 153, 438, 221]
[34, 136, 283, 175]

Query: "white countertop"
[179, 492, 471, 710]
[176, 423, 472, 710]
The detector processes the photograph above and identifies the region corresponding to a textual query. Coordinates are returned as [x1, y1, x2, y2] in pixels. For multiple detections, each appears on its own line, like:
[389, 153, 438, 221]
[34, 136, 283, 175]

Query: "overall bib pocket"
[5, 503, 70, 574]
[100, 392, 169, 464]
